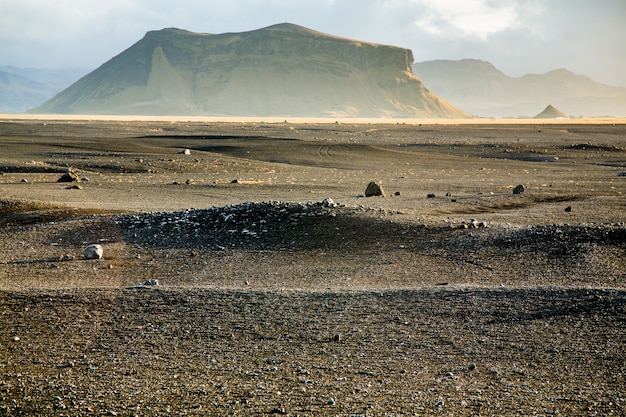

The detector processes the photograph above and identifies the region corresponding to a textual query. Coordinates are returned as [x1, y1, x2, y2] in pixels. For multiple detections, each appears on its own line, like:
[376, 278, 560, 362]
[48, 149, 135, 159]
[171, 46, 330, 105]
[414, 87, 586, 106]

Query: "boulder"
[513, 184, 525, 194]
[84, 244, 103, 259]
[57, 168, 80, 183]
[365, 182, 385, 197]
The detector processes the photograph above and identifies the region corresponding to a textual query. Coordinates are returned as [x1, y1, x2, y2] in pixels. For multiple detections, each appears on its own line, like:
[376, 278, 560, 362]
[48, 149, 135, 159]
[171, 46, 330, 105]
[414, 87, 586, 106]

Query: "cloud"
[412, 0, 541, 39]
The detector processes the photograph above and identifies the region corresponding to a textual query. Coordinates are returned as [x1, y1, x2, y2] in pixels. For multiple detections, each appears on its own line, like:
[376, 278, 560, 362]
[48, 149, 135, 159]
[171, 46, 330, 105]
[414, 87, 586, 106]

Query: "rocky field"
[0, 118, 625, 416]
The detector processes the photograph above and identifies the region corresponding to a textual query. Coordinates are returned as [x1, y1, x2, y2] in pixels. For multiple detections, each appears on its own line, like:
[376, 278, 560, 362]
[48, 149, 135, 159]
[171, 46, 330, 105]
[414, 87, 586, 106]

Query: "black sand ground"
[1, 119, 625, 416]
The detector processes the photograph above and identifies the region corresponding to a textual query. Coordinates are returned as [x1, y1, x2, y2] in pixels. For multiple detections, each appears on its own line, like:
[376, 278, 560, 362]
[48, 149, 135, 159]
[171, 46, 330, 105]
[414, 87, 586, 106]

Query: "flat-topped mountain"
[31, 24, 468, 118]
[413, 59, 626, 117]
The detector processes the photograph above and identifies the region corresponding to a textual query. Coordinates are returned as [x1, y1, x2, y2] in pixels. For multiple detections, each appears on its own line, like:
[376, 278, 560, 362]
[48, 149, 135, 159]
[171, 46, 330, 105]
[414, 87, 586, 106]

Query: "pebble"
[327, 398, 336, 405]
[142, 279, 159, 286]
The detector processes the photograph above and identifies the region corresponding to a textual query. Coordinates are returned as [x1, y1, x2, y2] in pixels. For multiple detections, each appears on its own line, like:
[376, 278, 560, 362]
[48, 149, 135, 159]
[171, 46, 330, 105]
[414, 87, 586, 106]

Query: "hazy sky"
[1, 0, 625, 87]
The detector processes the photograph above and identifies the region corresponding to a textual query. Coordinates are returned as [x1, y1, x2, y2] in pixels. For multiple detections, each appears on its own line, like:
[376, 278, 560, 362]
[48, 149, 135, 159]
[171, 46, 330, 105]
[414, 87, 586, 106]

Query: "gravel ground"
[2, 287, 625, 416]
[1, 119, 625, 416]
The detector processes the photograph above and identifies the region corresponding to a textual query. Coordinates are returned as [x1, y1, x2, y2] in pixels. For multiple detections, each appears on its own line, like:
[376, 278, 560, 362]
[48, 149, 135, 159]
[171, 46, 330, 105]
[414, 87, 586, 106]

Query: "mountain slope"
[413, 59, 626, 117]
[32, 24, 468, 118]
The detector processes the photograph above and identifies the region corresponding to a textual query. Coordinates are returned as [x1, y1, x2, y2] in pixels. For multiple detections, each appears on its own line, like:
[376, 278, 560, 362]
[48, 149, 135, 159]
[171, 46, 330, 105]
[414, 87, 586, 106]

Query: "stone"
[427, 193, 436, 198]
[512, 184, 525, 194]
[180, 148, 191, 155]
[364, 181, 384, 197]
[84, 244, 103, 259]
[57, 168, 80, 183]
[565, 206, 572, 212]
[321, 198, 336, 208]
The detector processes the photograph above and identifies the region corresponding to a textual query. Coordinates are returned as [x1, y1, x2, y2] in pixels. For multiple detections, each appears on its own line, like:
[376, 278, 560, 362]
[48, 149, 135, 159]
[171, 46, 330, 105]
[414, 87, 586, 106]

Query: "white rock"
[84, 244, 103, 259]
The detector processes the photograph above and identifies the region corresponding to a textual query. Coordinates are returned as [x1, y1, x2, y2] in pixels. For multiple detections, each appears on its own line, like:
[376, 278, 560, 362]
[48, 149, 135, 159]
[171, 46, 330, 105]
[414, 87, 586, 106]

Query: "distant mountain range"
[0, 71, 54, 113]
[0, 66, 88, 113]
[31, 24, 466, 118]
[413, 59, 626, 117]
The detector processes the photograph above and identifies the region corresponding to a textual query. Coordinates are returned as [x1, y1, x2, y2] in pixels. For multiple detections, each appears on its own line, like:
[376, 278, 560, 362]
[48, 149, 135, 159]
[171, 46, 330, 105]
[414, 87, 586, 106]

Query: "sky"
[1, 0, 625, 87]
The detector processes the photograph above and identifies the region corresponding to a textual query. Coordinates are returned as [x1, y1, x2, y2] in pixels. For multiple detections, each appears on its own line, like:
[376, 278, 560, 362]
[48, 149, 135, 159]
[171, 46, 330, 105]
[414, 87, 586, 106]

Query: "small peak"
[534, 104, 568, 119]
[144, 28, 208, 39]
[263, 23, 311, 32]
[256, 23, 333, 38]
[147, 27, 189, 35]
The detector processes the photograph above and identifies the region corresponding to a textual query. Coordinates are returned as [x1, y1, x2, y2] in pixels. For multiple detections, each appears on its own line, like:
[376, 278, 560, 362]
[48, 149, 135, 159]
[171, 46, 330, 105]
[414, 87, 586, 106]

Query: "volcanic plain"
[1, 117, 625, 416]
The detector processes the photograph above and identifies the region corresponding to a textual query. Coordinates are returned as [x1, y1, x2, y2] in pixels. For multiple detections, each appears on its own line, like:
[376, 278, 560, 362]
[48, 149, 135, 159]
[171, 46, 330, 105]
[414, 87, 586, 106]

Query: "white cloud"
[413, 0, 533, 39]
